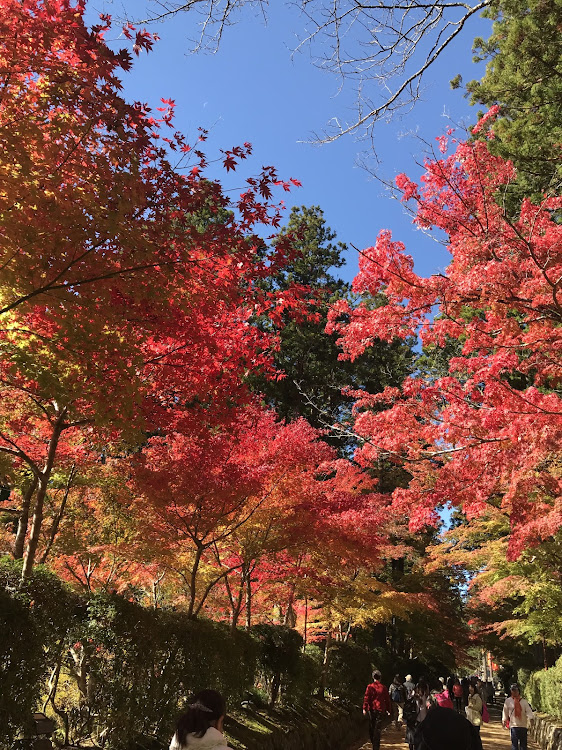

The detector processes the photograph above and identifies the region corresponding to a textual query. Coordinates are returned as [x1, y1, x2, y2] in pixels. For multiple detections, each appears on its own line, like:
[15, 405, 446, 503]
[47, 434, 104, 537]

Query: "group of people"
[164, 677, 534, 750]
[363, 671, 534, 750]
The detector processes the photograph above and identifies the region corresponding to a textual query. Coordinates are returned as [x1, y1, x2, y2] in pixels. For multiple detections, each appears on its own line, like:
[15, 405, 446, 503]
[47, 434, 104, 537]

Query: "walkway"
[349, 705, 540, 750]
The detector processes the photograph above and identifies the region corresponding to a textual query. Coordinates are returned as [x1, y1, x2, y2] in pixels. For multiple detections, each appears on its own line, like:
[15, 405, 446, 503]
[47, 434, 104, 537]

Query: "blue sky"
[89, 1, 492, 284]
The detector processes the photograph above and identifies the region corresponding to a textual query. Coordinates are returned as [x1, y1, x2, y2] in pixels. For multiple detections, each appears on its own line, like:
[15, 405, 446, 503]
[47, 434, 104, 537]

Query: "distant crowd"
[362, 671, 534, 750]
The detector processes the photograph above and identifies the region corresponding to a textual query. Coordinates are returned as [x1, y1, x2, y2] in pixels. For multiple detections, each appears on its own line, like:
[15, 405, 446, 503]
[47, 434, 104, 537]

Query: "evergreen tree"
[251, 206, 413, 453]
[460, 0, 562, 208]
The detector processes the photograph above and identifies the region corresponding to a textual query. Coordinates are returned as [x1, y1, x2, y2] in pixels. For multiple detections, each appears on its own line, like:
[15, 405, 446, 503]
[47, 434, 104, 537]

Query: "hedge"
[1, 559, 395, 748]
[525, 656, 562, 721]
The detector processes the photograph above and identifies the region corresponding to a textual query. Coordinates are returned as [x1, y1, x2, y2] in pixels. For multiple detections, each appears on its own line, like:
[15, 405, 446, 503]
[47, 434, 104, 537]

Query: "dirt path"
[348, 705, 540, 750]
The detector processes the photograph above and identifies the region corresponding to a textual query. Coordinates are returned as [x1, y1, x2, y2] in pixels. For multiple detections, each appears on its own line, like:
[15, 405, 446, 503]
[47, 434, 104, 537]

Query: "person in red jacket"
[363, 670, 391, 750]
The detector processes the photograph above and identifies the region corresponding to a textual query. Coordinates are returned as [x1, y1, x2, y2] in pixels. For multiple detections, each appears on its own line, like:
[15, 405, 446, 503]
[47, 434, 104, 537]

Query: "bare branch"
[127, 0, 492, 144]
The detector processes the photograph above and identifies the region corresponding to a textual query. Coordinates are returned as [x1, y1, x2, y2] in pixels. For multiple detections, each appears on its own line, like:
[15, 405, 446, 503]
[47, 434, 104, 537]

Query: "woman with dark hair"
[465, 683, 483, 733]
[170, 690, 229, 749]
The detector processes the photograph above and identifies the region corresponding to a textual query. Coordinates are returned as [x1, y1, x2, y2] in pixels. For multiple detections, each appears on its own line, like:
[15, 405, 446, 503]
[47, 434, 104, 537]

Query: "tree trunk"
[271, 672, 281, 706]
[39, 463, 76, 565]
[319, 629, 332, 698]
[21, 411, 65, 580]
[245, 573, 252, 629]
[283, 583, 295, 626]
[186, 544, 203, 618]
[229, 573, 245, 632]
[13, 475, 38, 559]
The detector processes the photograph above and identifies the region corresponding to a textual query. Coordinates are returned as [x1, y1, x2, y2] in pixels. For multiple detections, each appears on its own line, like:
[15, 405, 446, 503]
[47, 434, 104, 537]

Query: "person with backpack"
[390, 673, 407, 728]
[403, 674, 415, 699]
[402, 687, 420, 750]
[362, 670, 391, 750]
[434, 685, 454, 709]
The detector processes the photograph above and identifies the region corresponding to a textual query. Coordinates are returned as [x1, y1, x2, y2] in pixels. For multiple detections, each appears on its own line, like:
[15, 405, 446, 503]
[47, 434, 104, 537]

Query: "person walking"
[434, 685, 454, 709]
[465, 683, 483, 734]
[404, 673, 415, 699]
[502, 683, 534, 750]
[403, 687, 421, 750]
[390, 673, 406, 728]
[414, 705, 483, 750]
[453, 678, 464, 713]
[170, 690, 229, 750]
[461, 676, 470, 707]
[363, 670, 391, 750]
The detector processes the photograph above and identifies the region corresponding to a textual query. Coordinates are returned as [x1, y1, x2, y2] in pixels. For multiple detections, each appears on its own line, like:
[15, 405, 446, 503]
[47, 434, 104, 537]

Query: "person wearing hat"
[502, 684, 534, 750]
[403, 674, 415, 699]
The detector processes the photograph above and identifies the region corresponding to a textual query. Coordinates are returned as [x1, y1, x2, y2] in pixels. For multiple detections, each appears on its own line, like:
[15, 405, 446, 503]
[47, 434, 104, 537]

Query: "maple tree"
[328, 120, 562, 560]
[0, 0, 306, 578]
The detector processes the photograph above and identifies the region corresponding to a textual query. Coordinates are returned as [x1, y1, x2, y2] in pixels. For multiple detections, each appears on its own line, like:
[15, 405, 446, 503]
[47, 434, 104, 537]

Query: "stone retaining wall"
[530, 713, 562, 750]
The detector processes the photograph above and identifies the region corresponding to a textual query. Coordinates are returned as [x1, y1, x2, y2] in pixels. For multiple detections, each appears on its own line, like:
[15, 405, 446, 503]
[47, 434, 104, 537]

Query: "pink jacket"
[435, 691, 454, 709]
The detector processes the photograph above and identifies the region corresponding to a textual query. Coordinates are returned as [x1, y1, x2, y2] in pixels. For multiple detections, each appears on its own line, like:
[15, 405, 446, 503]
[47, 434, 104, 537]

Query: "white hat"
[406, 674, 413, 682]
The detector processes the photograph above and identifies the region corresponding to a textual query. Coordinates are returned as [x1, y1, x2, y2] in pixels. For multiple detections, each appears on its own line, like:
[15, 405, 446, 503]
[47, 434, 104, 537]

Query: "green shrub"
[325, 641, 372, 704]
[250, 623, 303, 705]
[0, 589, 44, 744]
[0, 557, 79, 744]
[517, 667, 532, 694]
[0, 557, 78, 652]
[284, 644, 323, 705]
[525, 656, 562, 720]
[68, 593, 257, 748]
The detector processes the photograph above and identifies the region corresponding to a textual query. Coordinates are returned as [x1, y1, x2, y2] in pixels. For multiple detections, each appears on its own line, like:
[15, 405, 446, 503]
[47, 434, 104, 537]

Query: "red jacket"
[363, 681, 391, 714]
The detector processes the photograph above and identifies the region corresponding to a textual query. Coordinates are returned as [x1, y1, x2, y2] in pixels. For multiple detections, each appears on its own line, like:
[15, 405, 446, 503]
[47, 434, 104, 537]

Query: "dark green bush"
[525, 656, 562, 720]
[325, 641, 372, 704]
[72, 593, 258, 748]
[0, 557, 78, 652]
[284, 644, 323, 705]
[250, 623, 303, 705]
[0, 589, 44, 744]
[0, 557, 78, 744]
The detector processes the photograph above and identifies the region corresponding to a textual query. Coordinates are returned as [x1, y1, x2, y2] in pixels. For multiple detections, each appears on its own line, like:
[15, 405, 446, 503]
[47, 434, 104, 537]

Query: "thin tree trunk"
[229, 570, 245, 632]
[319, 629, 332, 698]
[22, 411, 66, 580]
[245, 573, 252, 629]
[39, 463, 76, 565]
[542, 635, 549, 670]
[283, 583, 296, 627]
[186, 544, 203, 618]
[13, 475, 38, 559]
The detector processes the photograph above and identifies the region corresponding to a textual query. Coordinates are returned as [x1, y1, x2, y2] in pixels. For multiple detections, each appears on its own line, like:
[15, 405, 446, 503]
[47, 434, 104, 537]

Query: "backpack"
[391, 684, 404, 702]
[403, 697, 419, 727]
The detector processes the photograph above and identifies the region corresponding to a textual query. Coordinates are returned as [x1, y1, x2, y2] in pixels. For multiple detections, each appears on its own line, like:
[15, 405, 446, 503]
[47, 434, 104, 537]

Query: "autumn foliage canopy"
[329, 126, 562, 559]
[1, 0, 560, 686]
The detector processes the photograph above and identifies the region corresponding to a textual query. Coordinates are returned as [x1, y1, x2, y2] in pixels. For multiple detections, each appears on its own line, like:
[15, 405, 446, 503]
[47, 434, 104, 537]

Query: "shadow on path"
[348, 705, 541, 750]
